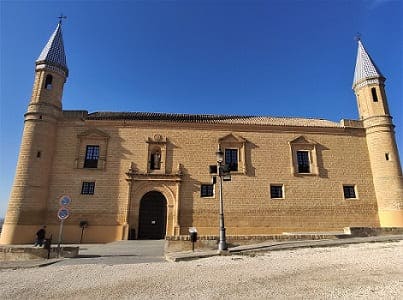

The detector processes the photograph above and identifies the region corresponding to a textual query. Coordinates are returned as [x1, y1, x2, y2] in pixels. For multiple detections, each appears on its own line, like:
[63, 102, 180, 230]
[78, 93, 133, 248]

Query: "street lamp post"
[216, 146, 228, 251]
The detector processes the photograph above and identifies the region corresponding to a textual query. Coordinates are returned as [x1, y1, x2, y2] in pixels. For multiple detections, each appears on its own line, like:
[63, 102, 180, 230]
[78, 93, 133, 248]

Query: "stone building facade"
[1, 23, 402, 244]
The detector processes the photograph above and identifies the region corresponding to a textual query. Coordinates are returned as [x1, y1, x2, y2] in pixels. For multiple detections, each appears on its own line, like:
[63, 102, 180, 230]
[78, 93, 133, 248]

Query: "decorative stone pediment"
[218, 133, 247, 175]
[219, 133, 246, 144]
[289, 135, 316, 145]
[78, 128, 109, 140]
[289, 135, 319, 176]
[147, 134, 167, 144]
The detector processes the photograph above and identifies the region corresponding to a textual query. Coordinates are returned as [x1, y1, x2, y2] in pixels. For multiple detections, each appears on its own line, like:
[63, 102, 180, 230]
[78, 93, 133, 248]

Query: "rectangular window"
[81, 182, 95, 195]
[84, 145, 99, 168]
[201, 184, 214, 197]
[343, 185, 356, 199]
[270, 185, 283, 199]
[297, 151, 310, 173]
[225, 149, 238, 171]
[371, 87, 378, 102]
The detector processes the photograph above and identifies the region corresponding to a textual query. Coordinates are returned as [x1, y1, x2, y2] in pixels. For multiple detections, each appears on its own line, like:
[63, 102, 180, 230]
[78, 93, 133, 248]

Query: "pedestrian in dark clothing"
[35, 225, 46, 247]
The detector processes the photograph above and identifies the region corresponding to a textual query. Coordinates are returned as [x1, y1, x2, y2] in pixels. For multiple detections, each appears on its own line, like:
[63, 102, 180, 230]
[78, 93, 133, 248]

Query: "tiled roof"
[87, 112, 341, 128]
[36, 23, 68, 75]
[353, 40, 383, 88]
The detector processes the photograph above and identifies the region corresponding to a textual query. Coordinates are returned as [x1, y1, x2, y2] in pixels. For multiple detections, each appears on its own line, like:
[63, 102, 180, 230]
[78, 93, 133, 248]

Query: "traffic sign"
[59, 195, 71, 207]
[57, 207, 70, 220]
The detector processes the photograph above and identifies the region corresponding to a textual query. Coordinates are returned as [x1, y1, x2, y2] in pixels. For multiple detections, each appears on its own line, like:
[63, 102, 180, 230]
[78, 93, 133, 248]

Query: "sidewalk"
[165, 234, 403, 262]
[1, 234, 402, 268]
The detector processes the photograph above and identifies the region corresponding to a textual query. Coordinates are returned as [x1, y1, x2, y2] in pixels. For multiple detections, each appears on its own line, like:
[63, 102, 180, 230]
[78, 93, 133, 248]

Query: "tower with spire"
[0, 22, 68, 244]
[353, 39, 403, 227]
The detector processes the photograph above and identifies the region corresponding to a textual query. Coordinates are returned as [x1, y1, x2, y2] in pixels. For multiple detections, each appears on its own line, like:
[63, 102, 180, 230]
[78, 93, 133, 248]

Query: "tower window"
[84, 145, 99, 168]
[36, 151, 41, 158]
[81, 182, 95, 195]
[44, 74, 53, 90]
[371, 87, 378, 102]
[297, 151, 310, 173]
[385, 153, 390, 161]
[225, 149, 238, 171]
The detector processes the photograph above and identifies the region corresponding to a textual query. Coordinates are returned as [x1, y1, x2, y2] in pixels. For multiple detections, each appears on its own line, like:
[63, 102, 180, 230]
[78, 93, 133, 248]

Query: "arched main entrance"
[138, 191, 167, 239]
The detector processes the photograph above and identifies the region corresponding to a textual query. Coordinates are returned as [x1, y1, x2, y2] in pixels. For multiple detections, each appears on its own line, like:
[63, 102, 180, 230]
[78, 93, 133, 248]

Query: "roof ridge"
[85, 111, 341, 128]
[87, 111, 329, 120]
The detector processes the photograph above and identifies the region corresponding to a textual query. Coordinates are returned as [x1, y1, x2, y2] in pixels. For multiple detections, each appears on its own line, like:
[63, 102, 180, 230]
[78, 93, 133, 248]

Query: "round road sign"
[59, 195, 71, 207]
[57, 207, 70, 220]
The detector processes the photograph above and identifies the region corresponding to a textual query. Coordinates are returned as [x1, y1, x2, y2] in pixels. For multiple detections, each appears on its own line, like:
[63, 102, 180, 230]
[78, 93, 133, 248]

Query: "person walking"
[34, 225, 46, 247]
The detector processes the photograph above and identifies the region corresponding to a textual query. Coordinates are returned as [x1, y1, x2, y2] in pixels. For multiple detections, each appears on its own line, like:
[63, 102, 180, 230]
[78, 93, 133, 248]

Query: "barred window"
[81, 182, 95, 195]
[343, 185, 356, 199]
[225, 149, 238, 171]
[297, 151, 310, 173]
[270, 185, 283, 199]
[84, 145, 99, 168]
[201, 184, 214, 197]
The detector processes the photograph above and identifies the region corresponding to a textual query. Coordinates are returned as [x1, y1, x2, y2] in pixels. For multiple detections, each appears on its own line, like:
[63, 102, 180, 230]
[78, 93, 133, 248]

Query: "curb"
[0, 258, 63, 270]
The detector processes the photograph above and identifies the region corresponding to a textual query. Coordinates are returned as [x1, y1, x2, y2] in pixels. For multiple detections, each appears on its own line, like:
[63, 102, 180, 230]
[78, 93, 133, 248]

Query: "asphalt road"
[53, 240, 166, 266]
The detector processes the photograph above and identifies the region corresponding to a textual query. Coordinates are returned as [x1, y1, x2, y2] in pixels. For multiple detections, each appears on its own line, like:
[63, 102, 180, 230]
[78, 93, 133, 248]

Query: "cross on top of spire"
[58, 14, 67, 25]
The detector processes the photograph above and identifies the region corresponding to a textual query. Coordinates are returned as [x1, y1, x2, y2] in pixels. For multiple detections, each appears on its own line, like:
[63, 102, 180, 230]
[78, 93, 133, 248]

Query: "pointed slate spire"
[353, 39, 383, 89]
[36, 23, 68, 77]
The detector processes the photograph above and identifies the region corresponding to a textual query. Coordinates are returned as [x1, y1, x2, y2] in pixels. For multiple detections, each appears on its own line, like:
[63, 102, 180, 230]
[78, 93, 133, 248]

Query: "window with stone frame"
[218, 133, 247, 174]
[289, 136, 319, 176]
[76, 128, 109, 170]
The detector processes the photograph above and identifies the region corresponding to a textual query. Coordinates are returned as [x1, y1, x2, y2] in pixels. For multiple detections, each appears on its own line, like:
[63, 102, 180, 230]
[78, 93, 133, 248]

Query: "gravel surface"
[1, 241, 402, 299]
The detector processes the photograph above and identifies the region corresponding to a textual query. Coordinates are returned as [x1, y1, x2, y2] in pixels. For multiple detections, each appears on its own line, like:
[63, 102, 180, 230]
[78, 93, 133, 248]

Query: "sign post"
[57, 196, 71, 257]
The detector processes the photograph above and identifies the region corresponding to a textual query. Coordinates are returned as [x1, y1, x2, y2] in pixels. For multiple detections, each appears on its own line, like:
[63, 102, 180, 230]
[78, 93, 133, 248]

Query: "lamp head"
[216, 146, 224, 163]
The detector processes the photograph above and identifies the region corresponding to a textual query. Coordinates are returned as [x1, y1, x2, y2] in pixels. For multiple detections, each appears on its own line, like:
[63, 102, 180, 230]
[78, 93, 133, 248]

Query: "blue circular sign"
[58, 207, 70, 220]
[59, 195, 71, 207]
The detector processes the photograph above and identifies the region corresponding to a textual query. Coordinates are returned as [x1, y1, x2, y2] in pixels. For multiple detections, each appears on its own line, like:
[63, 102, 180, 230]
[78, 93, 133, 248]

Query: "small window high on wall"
[371, 87, 378, 102]
[44, 74, 53, 90]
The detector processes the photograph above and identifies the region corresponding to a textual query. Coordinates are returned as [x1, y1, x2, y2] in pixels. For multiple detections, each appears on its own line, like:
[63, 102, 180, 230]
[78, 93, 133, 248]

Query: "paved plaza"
[1, 240, 402, 299]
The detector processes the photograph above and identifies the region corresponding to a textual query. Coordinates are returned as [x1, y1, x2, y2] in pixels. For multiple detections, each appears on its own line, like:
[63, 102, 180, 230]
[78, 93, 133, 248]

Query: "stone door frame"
[124, 171, 182, 240]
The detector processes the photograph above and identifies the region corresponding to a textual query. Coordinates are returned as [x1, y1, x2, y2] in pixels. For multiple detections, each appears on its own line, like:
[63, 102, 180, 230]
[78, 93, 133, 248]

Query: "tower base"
[378, 210, 403, 227]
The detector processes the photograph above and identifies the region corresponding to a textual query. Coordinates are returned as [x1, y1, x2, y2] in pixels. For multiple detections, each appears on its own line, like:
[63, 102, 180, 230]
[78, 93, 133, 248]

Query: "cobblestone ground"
[1, 241, 402, 299]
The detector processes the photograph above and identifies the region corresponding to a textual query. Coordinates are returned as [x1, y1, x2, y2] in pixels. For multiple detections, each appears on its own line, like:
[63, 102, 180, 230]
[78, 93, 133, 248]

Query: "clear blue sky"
[0, 0, 402, 218]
